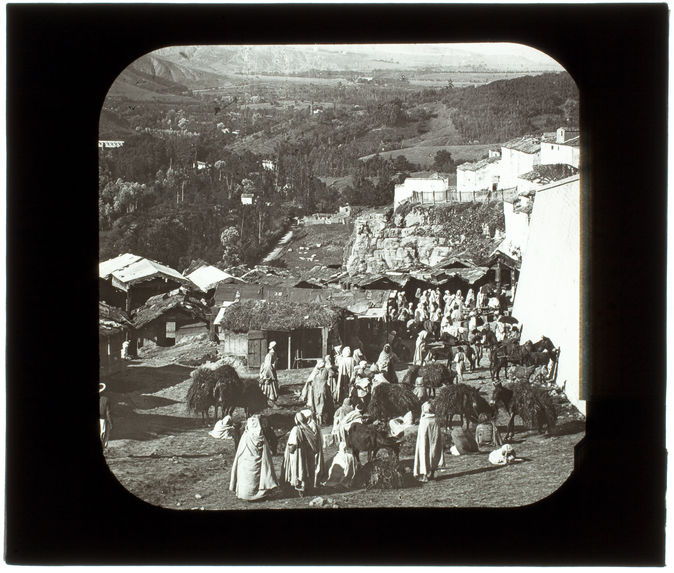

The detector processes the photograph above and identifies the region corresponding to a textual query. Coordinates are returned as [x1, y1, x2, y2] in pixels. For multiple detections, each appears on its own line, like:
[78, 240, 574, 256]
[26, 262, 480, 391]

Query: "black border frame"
[6, 3, 667, 565]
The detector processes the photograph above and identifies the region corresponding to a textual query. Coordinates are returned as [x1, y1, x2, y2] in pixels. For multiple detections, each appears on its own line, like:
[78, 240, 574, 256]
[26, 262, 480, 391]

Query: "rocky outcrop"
[343, 202, 505, 274]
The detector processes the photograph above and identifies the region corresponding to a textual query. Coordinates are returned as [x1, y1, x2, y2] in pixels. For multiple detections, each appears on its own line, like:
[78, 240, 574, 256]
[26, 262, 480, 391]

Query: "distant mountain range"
[105, 44, 563, 101]
[155, 44, 561, 75]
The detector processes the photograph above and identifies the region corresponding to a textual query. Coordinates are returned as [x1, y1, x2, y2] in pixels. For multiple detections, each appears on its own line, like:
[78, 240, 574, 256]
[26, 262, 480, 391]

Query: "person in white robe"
[229, 415, 278, 501]
[488, 443, 518, 465]
[338, 404, 364, 445]
[332, 398, 355, 443]
[209, 414, 240, 447]
[304, 359, 334, 425]
[281, 412, 320, 496]
[325, 441, 358, 489]
[413, 330, 428, 366]
[413, 401, 445, 482]
[259, 341, 279, 403]
[335, 347, 355, 404]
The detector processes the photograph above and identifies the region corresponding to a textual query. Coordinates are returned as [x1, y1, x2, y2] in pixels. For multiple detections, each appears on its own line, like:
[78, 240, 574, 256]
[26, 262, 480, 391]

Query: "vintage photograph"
[98, 43, 585, 510]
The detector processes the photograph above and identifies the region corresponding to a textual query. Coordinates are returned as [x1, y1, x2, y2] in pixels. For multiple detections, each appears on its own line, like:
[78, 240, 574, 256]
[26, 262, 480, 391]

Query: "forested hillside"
[99, 71, 577, 270]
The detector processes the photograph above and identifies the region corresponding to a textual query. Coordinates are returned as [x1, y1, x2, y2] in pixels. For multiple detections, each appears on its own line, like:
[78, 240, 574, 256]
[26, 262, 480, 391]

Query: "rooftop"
[457, 156, 500, 172]
[186, 265, 244, 292]
[100, 253, 190, 289]
[502, 136, 541, 154]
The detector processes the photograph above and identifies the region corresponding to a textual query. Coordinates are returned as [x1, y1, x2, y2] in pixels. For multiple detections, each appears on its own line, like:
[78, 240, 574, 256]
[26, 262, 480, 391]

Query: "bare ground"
[102, 339, 585, 510]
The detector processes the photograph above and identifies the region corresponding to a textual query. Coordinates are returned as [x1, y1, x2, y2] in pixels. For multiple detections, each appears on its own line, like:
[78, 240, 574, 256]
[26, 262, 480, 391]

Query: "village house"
[502, 163, 580, 253]
[215, 299, 345, 369]
[98, 140, 125, 149]
[261, 159, 276, 171]
[456, 156, 501, 197]
[393, 174, 450, 209]
[301, 211, 350, 225]
[540, 127, 580, 168]
[498, 135, 541, 189]
[186, 264, 245, 294]
[132, 288, 209, 347]
[100, 253, 194, 312]
[99, 302, 132, 378]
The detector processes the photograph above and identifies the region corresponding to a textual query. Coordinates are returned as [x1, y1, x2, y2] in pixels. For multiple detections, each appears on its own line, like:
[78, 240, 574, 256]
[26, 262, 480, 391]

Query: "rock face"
[343, 202, 505, 274]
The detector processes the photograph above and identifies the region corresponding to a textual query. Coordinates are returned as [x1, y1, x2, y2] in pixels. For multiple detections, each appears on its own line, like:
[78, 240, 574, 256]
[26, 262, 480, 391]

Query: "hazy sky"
[310, 43, 562, 68]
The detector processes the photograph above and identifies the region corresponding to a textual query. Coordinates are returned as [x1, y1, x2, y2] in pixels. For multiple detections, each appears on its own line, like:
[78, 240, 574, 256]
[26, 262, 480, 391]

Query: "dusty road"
[102, 339, 585, 510]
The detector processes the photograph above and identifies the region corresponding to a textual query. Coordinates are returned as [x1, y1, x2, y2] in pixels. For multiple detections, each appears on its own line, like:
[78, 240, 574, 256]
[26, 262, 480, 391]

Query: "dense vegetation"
[99, 71, 577, 270]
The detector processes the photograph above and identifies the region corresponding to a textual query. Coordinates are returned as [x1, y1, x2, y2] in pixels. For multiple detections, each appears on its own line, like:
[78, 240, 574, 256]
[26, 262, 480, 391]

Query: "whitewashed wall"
[394, 177, 449, 209]
[512, 176, 585, 414]
[503, 201, 531, 252]
[540, 142, 580, 168]
[499, 147, 540, 188]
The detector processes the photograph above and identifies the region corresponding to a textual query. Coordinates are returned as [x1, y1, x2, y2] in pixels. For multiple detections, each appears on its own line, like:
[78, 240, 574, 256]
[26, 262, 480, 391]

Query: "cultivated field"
[102, 338, 585, 510]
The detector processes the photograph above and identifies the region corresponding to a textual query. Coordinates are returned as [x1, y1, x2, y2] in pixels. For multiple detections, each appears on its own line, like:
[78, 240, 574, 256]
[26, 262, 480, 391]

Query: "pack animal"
[435, 383, 494, 431]
[491, 381, 557, 439]
[347, 422, 402, 463]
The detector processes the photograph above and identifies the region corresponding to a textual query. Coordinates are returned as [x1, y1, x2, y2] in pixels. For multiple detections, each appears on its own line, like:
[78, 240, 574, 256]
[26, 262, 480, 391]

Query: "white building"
[456, 156, 501, 195]
[540, 127, 580, 168]
[98, 140, 125, 149]
[262, 159, 276, 171]
[393, 175, 449, 209]
[512, 175, 584, 414]
[499, 136, 541, 189]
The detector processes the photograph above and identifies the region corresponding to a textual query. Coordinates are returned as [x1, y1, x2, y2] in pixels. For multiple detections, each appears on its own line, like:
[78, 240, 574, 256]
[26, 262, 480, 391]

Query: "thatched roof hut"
[216, 299, 349, 370]
[216, 299, 346, 333]
[132, 288, 209, 330]
[99, 301, 132, 335]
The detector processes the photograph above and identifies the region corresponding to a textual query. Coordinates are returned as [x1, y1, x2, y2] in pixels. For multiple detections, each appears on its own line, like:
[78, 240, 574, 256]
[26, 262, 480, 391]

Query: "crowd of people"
[387, 285, 515, 343]
[218, 317, 524, 502]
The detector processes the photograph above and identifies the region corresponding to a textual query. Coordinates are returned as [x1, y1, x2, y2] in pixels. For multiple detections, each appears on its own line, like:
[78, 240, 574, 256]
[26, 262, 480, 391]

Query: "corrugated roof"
[502, 136, 541, 154]
[111, 258, 190, 288]
[99, 253, 143, 279]
[457, 156, 500, 172]
[186, 265, 244, 292]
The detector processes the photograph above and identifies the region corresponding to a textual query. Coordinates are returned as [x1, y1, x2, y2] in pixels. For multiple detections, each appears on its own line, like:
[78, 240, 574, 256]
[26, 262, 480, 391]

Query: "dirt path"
[102, 346, 585, 510]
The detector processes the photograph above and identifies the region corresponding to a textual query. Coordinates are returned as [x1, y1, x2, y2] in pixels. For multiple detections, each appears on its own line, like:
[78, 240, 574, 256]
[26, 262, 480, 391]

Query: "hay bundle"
[401, 365, 421, 386]
[212, 364, 244, 403]
[434, 383, 490, 426]
[367, 383, 420, 421]
[508, 365, 537, 384]
[186, 367, 217, 414]
[421, 363, 452, 388]
[186, 363, 243, 415]
[512, 382, 557, 432]
[352, 458, 418, 490]
[435, 384, 468, 424]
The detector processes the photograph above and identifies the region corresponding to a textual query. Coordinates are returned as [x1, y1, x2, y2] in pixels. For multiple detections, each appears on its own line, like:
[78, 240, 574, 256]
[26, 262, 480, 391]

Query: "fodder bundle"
[435, 383, 492, 426]
[352, 458, 419, 490]
[421, 363, 452, 388]
[512, 381, 557, 432]
[367, 383, 420, 421]
[186, 363, 242, 415]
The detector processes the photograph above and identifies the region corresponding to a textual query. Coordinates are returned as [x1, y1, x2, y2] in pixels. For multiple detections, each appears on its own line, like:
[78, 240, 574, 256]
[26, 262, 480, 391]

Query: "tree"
[220, 226, 241, 266]
[433, 149, 455, 173]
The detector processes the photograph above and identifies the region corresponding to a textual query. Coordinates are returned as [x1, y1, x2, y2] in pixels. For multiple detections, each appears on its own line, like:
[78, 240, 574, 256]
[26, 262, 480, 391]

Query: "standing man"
[259, 341, 280, 404]
[99, 382, 112, 449]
